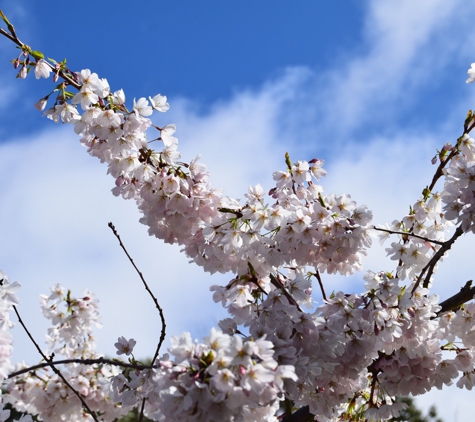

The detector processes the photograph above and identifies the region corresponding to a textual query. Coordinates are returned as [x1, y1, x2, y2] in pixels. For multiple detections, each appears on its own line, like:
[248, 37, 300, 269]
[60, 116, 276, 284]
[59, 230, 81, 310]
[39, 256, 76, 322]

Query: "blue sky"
[2, 1, 475, 420]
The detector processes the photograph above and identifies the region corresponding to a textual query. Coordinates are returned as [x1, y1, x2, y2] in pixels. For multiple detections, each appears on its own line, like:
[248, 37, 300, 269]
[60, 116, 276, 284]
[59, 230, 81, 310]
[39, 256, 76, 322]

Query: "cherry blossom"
[114, 337, 137, 356]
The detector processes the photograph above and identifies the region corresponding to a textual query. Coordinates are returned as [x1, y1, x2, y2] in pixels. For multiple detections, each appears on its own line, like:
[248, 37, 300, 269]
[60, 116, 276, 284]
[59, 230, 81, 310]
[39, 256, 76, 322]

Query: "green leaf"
[30, 50, 45, 60]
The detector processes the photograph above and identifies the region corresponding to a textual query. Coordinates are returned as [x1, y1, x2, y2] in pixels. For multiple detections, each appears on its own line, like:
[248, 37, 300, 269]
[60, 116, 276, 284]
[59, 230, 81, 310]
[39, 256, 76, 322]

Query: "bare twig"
[0, 27, 19, 45]
[138, 399, 147, 422]
[313, 271, 327, 302]
[13, 305, 99, 421]
[108, 222, 167, 422]
[269, 274, 303, 312]
[412, 225, 464, 292]
[108, 222, 167, 363]
[8, 357, 159, 379]
[248, 277, 268, 296]
[373, 226, 445, 246]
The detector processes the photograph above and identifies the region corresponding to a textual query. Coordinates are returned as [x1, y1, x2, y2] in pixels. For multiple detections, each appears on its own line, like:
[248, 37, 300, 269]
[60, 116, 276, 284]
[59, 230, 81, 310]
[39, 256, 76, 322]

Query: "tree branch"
[12, 305, 99, 421]
[269, 274, 303, 312]
[436, 280, 475, 316]
[8, 357, 159, 379]
[373, 226, 445, 246]
[0, 16, 81, 90]
[412, 225, 464, 292]
[281, 405, 314, 422]
[427, 148, 459, 193]
[313, 270, 327, 302]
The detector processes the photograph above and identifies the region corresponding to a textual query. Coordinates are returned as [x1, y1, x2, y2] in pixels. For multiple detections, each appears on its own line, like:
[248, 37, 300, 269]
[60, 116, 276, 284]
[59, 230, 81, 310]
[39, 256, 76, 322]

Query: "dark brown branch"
[373, 226, 445, 246]
[313, 271, 327, 302]
[436, 281, 475, 316]
[281, 405, 314, 422]
[249, 277, 269, 296]
[13, 305, 99, 421]
[0, 27, 19, 45]
[269, 274, 303, 312]
[8, 357, 159, 379]
[138, 398, 147, 422]
[427, 148, 459, 193]
[412, 225, 464, 292]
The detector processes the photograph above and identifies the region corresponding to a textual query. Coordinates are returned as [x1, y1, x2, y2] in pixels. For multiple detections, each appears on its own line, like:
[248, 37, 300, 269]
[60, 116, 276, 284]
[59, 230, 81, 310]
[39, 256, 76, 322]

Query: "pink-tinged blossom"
[467, 63, 475, 83]
[112, 88, 126, 105]
[34, 98, 47, 111]
[161, 124, 178, 147]
[133, 97, 153, 117]
[71, 88, 99, 110]
[34, 59, 51, 79]
[150, 94, 170, 112]
[309, 158, 327, 180]
[114, 336, 136, 356]
[78, 69, 101, 90]
[18, 65, 27, 79]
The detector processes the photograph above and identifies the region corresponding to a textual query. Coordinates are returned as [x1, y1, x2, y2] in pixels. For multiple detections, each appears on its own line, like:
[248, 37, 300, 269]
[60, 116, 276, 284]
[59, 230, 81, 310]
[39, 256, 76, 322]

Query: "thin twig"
[313, 271, 327, 302]
[0, 27, 19, 45]
[138, 398, 147, 422]
[108, 222, 167, 364]
[0, 23, 81, 90]
[8, 357, 159, 379]
[13, 305, 99, 421]
[373, 226, 445, 246]
[108, 222, 167, 422]
[412, 225, 464, 292]
[249, 278, 269, 295]
[269, 274, 303, 312]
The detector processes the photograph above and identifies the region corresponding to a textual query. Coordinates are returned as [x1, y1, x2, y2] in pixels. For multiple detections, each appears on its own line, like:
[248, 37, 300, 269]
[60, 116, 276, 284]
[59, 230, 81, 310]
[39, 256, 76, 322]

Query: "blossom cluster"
[439, 134, 475, 232]
[109, 328, 297, 421]
[6, 285, 128, 422]
[17, 59, 375, 281]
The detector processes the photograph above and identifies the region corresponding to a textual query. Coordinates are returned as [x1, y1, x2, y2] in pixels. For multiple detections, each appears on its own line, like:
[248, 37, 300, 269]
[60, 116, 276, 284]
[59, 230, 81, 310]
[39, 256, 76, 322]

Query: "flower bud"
[442, 143, 452, 151]
[19, 66, 27, 79]
[34, 98, 47, 111]
[13, 58, 20, 69]
[53, 73, 59, 83]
